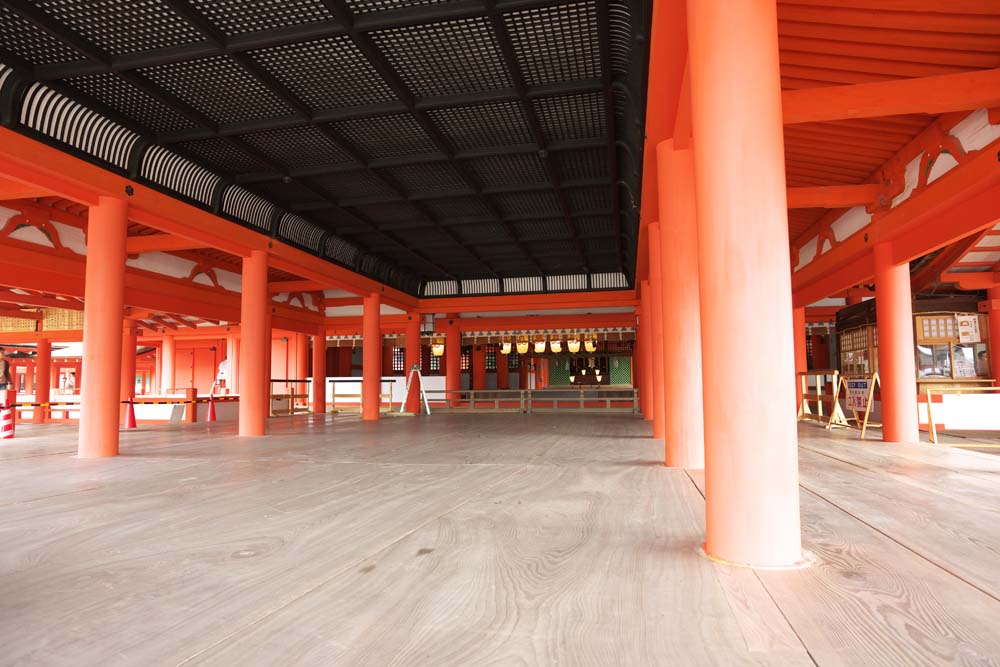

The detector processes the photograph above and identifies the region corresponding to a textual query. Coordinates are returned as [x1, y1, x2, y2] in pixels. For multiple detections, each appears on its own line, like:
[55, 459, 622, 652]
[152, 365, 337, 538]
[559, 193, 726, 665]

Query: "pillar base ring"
[697, 545, 816, 570]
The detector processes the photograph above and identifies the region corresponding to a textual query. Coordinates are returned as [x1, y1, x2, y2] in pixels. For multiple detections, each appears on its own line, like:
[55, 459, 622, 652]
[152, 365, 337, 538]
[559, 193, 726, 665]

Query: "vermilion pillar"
[239, 250, 269, 436]
[988, 288, 1000, 386]
[656, 141, 705, 469]
[405, 314, 421, 413]
[472, 345, 487, 390]
[78, 196, 128, 458]
[33, 338, 51, 423]
[793, 307, 807, 409]
[362, 292, 381, 421]
[874, 243, 919, 442]
[445, 315, 461, 404]
[518, 358, 529, 390]
[496, 350, 509, 389]
[161, 334, 176, 393]
[648, 223, 667, 440]
[638, 282, 653, 421]
[688, 0, 803, 566]
[312, 326, 327, 414]
[226, 334, 239, 394]
[295, 332, 309, 383]
[121, 319, 138, 403]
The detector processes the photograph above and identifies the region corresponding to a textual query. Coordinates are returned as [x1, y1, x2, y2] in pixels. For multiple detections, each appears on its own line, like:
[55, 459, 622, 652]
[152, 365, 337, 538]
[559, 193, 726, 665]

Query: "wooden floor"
[1, 414, 1000, 666]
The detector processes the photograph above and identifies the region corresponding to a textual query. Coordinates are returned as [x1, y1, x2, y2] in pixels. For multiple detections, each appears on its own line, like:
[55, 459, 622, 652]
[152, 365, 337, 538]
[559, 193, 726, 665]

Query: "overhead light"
[567, 337, 581, 353]
[569, 375, 576, 383]
[431, 336, 445, 357]
[500, 340, 512, 355]
[534, 339, 547, 354]
[516, 335, 529, 354]
[549, 339, 562, 354]
[584, 336, 597, 353]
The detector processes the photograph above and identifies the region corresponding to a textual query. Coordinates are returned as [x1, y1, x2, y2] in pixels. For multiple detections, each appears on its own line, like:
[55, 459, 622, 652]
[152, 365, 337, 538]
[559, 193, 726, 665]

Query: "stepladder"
[400, 365, 431, 415]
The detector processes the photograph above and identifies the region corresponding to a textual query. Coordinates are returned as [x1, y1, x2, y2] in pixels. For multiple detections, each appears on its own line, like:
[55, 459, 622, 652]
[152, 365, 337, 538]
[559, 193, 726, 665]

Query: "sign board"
[957, 315, 981, 343]
[846, 378, 871, 412]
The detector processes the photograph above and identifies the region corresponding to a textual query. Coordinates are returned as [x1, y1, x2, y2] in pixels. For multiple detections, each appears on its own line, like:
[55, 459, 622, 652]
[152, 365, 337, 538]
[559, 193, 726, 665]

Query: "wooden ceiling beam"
[787, 184, 884, 209]
[126, 234, 212, 254]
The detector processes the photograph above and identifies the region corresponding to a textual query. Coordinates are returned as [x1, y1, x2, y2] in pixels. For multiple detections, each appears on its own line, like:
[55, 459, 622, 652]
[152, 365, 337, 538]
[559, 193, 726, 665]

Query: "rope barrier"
[4, 397, 240, 408]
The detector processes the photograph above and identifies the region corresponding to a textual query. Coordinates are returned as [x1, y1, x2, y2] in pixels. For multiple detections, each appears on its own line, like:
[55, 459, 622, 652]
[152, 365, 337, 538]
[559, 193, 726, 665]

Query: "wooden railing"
[423, 388, 639, 414]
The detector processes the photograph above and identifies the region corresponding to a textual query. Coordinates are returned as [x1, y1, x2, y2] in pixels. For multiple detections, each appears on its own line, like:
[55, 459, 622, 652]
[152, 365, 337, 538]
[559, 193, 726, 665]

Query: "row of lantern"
[429, 334, 600, 357]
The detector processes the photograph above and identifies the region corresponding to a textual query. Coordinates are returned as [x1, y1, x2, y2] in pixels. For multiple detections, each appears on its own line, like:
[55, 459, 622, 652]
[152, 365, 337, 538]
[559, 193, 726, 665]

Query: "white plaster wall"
[951, 108, 1000, 151]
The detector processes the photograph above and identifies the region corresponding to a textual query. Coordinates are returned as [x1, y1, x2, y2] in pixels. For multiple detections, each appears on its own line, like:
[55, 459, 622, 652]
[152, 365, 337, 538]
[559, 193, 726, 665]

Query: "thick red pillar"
[989, 288, 1000, 385]
[239, 250, 269, 436]
[78, 196, 128, 458]
[405, 315, 421, 413]
[312, 326, 326, 414]
[161, 334, 176, 393]
[688, 0, 803, 567]
[518, 359, 529, 390]
[793, 306, 807, 409]
[656, 141, 705, 469]
[295, 332, 309, 381]
[638, 282, 653, 421]
[472, 345, 487, 390]
[121, 319, 138, 402]
[33, 338, 51, 424]
[874, 243, 919, 442]
[648, 223, 667, 440]
[362, 292, 381, 421]
[445, 315, 461, 404]
[496, 350, 509, 390]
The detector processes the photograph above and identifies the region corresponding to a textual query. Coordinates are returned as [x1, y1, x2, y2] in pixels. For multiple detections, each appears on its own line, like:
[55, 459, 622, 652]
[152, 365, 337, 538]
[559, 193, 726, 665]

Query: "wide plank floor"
[1, 414, 999, 666]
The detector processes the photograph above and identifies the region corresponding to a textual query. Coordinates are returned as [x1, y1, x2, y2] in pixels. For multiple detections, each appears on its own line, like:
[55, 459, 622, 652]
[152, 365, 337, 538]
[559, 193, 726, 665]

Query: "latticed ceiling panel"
[0, 0, 650, 295]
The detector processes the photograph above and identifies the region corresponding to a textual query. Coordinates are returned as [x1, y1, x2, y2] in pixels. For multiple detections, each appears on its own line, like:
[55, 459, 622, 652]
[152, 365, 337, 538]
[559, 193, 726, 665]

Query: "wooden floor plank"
[0, 414, 999, 665]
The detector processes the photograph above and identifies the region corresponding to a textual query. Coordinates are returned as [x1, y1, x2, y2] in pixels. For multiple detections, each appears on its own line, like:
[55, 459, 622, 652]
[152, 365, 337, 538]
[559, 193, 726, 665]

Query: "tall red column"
[239, 250, 269, 436]
[472, 345, 487, 390]
[295, 332, 309, 382]
[226, 334, 239, 394]
[648, 222, 667, 440]
[445, 315, 461, 404]
[638, 282, 653, 421]
[518, 358, 529, 390]
[874, 243, 919, 442]
[362, 292, 381, 421]
[161, 334, 176, 393]
[496, 350, 509, 389]
[121, 319, 138, 403]
[988, 288, 1000, 386]
[656, 141, 705, 469]
[793, 306, 807, 409]
[312, 326, 326, 414]
[78, 196, 128, 458]
[33, 338, 51, 423]
[405, 314, 421, 413]
[688, 0, 803, 567]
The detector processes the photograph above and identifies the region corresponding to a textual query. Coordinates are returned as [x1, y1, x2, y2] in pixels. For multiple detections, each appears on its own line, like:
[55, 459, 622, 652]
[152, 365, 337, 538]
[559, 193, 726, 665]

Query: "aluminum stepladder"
[400, 364, 431, 415]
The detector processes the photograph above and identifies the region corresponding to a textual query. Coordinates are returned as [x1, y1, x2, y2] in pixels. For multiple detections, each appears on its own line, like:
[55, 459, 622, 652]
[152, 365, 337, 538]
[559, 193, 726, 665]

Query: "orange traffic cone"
[124, 397, 137, 429]
[1, 405, 14, 440]
[207, 393, 217, 423]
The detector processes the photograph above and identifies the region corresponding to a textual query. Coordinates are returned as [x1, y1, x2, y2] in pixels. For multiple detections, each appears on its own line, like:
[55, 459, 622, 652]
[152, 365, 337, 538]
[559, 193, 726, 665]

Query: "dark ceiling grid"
[0, 0, 649, 292]
[485, 0, 589, 273]
[322, 0, 547, 280]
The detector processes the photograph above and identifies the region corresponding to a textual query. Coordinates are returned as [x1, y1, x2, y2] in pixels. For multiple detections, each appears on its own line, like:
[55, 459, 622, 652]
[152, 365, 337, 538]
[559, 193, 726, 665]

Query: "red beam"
[0, 308, 42, 320]
[126, 234, 211, 254]
[269, 279, 327, 293]
[787, 184, 884, 209]
[941, 271, 1000, 290]
[415, 290, 637, 314]
[783, 67, 1000, 124]
[793, 134, 1000, 306]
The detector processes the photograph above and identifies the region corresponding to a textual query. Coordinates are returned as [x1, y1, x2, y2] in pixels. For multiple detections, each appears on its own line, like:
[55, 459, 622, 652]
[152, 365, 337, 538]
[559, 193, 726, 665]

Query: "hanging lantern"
[516, 335, 529, 354]
[567, 336, 581, 353]
[431, 336, 445, 357]
[534, 337, 547, 354]
[569, 375, 576, 383]
[549, 339, 562, 354]
[584, 335, 597, 353]
[500, 338, 512, 355]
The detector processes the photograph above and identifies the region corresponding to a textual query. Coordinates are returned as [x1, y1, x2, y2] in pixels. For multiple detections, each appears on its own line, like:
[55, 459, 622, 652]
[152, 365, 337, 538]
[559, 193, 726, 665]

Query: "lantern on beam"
[533, 335, 547, 354]
[549, 339, 562, 354]
[516, 335, 529, 354]
[431, 336, 445, 357]
[567, 335, 581, 353]
[500, 337, 512, 355]
[584, 335, 597, 353]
